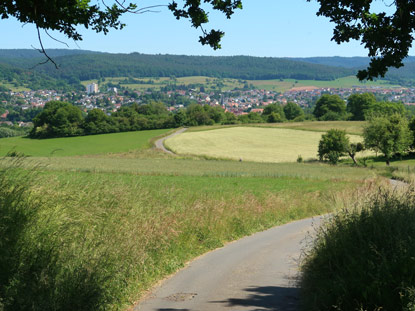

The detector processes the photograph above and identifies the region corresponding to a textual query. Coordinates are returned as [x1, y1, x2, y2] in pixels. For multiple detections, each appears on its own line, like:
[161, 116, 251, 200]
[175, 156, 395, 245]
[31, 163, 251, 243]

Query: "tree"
[83, 108, 116, 134]
[30, 101, 83, 138]
[262, 103, 286, 122]
[366, 101, 407, 118]
[283, 102, 304, 121]
[347, 142, 365, 165]
[347, 93, 377, 121]
[363, 114, 412, 165]
[409, 117, 415, 150]
[3, 1, 414, 79]
[0, 0, 242, 65]
[318, 129, 350, 164]
[310, 0, 415, 80]
[313, 95, 347, 121]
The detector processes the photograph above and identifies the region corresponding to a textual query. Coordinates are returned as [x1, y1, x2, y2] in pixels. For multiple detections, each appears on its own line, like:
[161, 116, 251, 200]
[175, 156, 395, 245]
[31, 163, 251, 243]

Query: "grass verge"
[0, 159, 369, 310]
[301, 184, 415, 311]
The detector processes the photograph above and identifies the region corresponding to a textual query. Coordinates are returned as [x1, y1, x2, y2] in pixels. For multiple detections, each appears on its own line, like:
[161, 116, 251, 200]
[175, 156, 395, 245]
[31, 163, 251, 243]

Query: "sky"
[0, 0, 409, 58]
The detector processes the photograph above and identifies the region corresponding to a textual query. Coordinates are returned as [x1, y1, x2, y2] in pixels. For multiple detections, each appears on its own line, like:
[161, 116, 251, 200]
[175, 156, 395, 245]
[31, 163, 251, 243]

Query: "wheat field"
[165, 127, 369, 163]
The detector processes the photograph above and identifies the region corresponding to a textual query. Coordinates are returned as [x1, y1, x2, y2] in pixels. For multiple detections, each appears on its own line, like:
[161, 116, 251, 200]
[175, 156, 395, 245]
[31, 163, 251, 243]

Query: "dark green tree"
[313, 94, 347, 121]
[222, 111, 238, 124]
[262, 103, 286, 122]
[318, 129, 350, 164]
[30, 101, 84, 138]
[238, 112, 263, 124]
[267, 112, 284, 123]
[408, 117, 415, 150]
[347, 93, 377, 121]
[366, 101, 407, 118]
[283, 102, 304, 121]
[363, 114, 412, 165]
[83, 109, 116, 134]
[310, 0, 415, 80]
[185, 104, 211, 126]
[4, 1, 414, 79]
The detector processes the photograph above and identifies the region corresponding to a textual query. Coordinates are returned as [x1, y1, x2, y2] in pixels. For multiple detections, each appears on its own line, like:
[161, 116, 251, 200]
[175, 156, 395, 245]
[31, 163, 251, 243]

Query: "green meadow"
[249, 76, 402, 92]
[0, 124, 393, 311]
[0, 129, 170, 157]
[81, 76, 244, 92]
[80, 75, 401, 93]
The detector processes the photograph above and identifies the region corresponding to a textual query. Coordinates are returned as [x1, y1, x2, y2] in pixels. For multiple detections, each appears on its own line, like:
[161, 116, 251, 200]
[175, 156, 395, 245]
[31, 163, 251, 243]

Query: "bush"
[318, 129, 349, 164]
[301, 187, 415, 311]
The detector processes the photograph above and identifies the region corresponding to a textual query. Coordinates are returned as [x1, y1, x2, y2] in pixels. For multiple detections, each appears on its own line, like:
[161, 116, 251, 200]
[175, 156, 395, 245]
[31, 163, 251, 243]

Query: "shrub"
[318, 129, 349, 164]
[301, 187, 415, 311]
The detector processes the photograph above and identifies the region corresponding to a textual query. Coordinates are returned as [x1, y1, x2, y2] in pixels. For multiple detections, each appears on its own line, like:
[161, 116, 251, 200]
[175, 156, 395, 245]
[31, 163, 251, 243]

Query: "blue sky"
[0, 0, 409, 57]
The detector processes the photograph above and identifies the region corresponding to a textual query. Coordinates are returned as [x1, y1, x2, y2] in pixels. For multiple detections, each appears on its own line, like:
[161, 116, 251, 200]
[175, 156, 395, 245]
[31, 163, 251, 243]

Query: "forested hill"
[3, 50, 415, 90]
[0, 62, 81, 91]
[0, 49, 100, 59]
[0, 51, 355, 82]
[290, 56, 415, 84]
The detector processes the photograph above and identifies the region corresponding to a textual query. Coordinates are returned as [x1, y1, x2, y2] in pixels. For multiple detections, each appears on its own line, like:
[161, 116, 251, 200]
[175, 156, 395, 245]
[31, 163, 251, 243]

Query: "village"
[2, 82, 415, 126]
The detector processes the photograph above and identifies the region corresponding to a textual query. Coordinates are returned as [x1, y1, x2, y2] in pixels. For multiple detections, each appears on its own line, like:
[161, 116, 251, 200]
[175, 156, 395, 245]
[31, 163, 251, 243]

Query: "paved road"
[155, 128, 188, 154]
[135, 216, 326, 311]
[389, 178, 409, 190]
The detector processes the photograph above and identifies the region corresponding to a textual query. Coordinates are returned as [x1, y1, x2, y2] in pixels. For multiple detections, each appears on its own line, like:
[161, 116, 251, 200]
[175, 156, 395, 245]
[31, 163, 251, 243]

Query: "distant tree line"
[319, 113, 415, 165]
[29, 100, 308, 138]
[313, 93, 407, 121]
[0, 124, 28, 138]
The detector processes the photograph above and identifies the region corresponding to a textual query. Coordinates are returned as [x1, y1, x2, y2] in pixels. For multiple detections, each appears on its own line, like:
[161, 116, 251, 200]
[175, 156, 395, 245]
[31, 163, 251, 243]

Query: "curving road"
[134, 216, 326, 311]
[154, 128, 188, 154]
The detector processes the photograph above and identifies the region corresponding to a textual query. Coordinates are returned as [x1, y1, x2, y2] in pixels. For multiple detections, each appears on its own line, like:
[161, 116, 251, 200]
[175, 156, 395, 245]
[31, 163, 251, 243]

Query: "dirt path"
[154, 128, 188, 154]
[134, 216, 326, 311]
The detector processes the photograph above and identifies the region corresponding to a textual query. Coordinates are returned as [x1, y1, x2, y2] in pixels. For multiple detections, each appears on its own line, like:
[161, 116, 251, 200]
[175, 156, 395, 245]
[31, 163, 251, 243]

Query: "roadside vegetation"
[301, 186, 415, 311]
[0, 123, 380, 311]
[0, 155, 367, 311]
[0, 117, 414, 311]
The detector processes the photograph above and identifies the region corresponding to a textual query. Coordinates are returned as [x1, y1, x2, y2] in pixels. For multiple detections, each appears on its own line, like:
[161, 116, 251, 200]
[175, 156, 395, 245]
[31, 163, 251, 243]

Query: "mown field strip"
[12, 157, 374, 181]
[0, 129, 170, 157]
[165, 127, 370, 163]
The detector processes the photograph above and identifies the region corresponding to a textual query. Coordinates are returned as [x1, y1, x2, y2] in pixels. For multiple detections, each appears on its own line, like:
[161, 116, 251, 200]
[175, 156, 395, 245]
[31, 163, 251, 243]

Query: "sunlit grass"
[12, 157, 375, 181]
[0, 129, 170, 157]
[166, 127, 371, 163]
[249, 76, 402, 92]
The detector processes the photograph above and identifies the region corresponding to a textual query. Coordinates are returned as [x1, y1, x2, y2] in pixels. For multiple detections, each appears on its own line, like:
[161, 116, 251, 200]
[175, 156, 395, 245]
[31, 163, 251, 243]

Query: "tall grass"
[0, 163, 362, 310]
[301, 184, 415, 311]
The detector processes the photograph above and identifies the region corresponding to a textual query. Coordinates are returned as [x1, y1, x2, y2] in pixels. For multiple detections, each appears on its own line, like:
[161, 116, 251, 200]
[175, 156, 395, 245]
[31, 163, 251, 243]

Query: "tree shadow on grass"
[211, 286, 300, 311]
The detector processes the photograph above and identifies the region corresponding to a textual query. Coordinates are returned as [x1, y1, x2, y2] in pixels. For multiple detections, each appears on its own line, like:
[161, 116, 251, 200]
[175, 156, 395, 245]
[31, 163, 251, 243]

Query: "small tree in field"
[347, 142, 365, 165]
[364, 114, 412, 165]
[318, 129, 350, 164]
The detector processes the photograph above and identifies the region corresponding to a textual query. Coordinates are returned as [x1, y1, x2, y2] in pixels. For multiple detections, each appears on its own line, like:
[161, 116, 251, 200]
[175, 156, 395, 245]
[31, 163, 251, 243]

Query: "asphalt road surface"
[135, 216, 325, 311]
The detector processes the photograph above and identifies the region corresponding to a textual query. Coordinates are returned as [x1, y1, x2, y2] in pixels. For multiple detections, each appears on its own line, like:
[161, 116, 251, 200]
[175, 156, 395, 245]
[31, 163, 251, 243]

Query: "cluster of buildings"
[2, 83, 415, 125]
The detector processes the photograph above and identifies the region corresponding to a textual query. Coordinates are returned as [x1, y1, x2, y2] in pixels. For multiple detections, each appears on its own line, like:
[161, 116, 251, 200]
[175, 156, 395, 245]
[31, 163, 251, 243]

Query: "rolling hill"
[1, 49, 415, 90]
